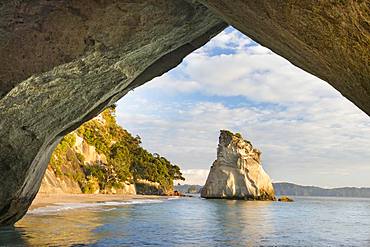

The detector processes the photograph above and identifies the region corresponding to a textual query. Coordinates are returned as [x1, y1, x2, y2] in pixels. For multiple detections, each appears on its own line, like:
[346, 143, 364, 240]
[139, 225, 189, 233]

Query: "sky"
[116, 27, 370, 188]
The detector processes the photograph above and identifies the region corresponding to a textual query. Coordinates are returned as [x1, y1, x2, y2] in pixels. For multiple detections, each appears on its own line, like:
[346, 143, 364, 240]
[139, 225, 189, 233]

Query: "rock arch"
[0, 0, 368, 226]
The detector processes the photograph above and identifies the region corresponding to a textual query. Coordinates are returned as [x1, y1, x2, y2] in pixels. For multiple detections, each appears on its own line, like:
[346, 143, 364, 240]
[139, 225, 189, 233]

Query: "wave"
[28, 199, 165, 215]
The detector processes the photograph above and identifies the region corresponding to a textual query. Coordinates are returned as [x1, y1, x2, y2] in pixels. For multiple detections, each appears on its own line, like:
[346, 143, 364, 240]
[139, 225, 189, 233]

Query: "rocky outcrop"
[38, 109, 174, 196]
[38, 131, 134, 195]
[38, 132, 137, 195]
[39, 167, 82, 194]
[135, 179, 163, 195]
[201, 130, 275, 200]
[74, 133, 107, 165]
[278, 196, 294, 202]
[112, 183, 136, 195]
[0, 0, 369, 226]
[0, 1, 225, 226]
[200, 0, 370, 115]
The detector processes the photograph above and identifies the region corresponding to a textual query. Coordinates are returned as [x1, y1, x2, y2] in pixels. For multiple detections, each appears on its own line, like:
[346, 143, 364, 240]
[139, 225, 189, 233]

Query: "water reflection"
[1, 197, 370, 246]
[205, 199, 274, 245]
[0, 226, 30, 246]
[3, 207, 107, 246]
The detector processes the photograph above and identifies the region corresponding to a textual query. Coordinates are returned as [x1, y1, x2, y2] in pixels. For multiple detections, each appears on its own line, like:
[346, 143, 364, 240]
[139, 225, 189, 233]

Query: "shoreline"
[30, 193, 172, 210]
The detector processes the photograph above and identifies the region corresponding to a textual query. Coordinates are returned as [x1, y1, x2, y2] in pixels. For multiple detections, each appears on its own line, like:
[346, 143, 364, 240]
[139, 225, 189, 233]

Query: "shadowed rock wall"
[0, 0, 369, 226]
[0, 0, 226, 225]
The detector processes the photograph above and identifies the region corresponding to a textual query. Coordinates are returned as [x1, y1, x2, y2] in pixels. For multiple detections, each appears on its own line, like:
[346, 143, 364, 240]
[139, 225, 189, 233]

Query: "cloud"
[147, 29, 336, 104]
[117, 97, 370, 187]
[176, 169, 210, 185]
[116, 28, 370, 188]
[199, 28, 253, 54]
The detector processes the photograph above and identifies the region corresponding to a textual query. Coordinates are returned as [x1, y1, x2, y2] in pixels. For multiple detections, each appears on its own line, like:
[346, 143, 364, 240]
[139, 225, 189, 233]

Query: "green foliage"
[235, 132, 242, 139]
[50, 106, 184, 194]
[77, 122, 111, 155]
[131, 152, 185, 191]
[110, 142, 132, 182]
[49, 133, 77, 176]
[84, 164, 108, 189]
[82, 176, 100, 194]
[76, 153, 85, 163]
[222, 129, 234, 138]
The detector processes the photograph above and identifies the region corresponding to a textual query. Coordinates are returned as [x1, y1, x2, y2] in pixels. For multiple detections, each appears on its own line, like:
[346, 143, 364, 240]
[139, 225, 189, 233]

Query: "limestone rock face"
[135, 179, 163, 195]
[39, 167, 82, 194]
[38, 129, 137, 195]
[0, 0, 226, 226]
[74, 134, 108, 165]
[201, 130, 275, 200]
[0, 0, 369, 226]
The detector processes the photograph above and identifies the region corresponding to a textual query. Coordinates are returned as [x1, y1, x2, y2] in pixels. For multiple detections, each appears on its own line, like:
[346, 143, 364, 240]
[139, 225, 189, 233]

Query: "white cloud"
[147, 31, 336, 104]
[200, 28, 253, 52]
[176, 169, 210, 185]
[116, 28, 370, 188]
[118, 97, 370, 187]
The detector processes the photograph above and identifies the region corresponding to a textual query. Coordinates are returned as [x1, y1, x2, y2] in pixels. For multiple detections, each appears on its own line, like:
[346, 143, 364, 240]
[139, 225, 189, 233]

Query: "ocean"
[1, 196, 370, 246]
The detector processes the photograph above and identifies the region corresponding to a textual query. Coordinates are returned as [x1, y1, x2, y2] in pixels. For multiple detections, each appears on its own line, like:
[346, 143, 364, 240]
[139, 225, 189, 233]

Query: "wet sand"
[30, 193, 170, 210]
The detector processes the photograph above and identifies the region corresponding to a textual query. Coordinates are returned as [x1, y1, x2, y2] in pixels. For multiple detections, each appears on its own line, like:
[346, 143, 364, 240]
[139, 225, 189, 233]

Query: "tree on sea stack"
[201, 130, 275, 200]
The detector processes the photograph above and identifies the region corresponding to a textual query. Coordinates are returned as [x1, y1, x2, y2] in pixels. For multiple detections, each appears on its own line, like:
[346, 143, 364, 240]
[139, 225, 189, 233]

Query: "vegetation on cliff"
[49, 106, 184, 194]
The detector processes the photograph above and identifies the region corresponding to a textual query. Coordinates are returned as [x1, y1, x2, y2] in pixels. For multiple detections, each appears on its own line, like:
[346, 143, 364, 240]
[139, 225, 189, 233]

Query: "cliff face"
[38, 108, 183, 196]
[201, 130, 275, 200]
[39, 131, 137, 195]
[0, 1, 224, 225]
[39, 167, 82, 194]
[0, 0, 368, 226]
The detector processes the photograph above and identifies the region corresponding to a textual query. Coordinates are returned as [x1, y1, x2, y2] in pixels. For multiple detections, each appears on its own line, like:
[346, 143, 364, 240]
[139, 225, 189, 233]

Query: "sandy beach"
[30, 193, 170, 210]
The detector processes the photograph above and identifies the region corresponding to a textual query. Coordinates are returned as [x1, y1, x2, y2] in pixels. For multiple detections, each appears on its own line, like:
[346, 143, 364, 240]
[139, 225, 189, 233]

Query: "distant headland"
[273, 182, 370, 198]
[176, 183, 370, 199]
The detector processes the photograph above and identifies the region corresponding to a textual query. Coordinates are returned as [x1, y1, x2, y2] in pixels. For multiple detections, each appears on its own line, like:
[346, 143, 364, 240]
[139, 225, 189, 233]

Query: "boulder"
[278, 196, 294, 202]
[201, 130, 275, 200]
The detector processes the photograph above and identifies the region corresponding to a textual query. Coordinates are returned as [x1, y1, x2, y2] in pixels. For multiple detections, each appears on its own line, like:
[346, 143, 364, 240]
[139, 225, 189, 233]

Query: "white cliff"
[201, 130, 275, 200]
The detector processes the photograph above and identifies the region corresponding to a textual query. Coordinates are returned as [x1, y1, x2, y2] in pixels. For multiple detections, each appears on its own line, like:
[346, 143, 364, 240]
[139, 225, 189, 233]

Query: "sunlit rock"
[1, 0, 369, 226]
[278, 196, 294, 202]
[201, 130, 275, 200]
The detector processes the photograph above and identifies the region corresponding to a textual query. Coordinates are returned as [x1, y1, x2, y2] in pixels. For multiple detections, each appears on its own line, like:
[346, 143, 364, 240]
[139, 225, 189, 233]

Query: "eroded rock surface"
[0, 0, 226, 226]
[0, 0, 369, 226]
[201, 0, 370, 115]
[39, 167, 82, 194]
[201, 130, 275, 200]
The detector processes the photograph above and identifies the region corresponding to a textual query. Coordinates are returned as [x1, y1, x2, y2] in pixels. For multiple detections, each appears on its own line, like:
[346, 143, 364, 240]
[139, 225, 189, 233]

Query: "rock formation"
[38, 108, 182, 196]
[39, 167, 82, 194]
[0, 1, 225, 226]
[201, 130, 275, 200]
[0, 0, 368, 225]
[278, 196, 294, 202]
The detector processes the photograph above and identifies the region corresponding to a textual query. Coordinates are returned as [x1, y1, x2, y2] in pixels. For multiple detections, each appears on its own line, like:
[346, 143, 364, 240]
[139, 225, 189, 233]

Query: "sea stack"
[201, 130, 275, 200]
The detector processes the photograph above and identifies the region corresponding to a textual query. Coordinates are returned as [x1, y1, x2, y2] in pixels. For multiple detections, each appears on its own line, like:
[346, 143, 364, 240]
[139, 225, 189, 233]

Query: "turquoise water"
[1, 196, 370, 246]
